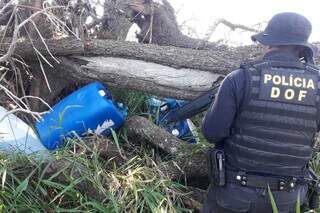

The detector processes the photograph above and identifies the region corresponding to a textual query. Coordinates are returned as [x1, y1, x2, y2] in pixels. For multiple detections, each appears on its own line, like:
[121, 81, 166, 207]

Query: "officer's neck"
[264, 47, 301, 62]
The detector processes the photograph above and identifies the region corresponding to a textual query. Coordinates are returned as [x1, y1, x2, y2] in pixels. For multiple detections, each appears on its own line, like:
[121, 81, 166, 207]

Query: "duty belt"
[226, 170, 303, 191]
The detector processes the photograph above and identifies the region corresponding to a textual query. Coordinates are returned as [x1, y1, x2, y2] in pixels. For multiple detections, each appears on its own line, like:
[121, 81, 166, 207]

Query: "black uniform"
[201, 12, 320, 213]
[202, 50, 319, 213]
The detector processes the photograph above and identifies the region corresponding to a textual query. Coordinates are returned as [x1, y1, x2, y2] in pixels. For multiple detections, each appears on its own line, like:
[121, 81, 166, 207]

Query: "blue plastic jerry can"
[35, 82, 127, 150]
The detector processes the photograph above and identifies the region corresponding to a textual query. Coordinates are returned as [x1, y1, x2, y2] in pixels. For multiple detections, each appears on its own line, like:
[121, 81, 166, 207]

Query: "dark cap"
[251, 12, 318, 57]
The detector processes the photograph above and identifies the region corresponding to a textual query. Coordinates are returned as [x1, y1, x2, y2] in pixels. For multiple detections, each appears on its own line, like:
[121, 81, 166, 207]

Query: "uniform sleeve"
[201, 69, 245, 144]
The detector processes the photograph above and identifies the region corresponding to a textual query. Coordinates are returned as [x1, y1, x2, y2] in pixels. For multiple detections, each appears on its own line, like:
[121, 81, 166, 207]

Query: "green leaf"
[83, 201, 113, 213]
[13, 169, 36, 198]
[111, 128, 124, 159]
[14, 177, 29, 198]
[107, 192, 119, 213]
[295, 191, 300, 213]
[267, 185, 279, 213]
[49, 177, 84, 204]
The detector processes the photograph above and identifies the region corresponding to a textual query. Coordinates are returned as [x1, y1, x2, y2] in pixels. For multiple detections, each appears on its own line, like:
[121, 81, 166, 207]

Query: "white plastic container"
[0, 106, 49, 155]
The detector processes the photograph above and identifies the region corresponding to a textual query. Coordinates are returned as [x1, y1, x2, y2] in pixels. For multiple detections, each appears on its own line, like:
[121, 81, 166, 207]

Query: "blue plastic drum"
[35, 82, 127, 150]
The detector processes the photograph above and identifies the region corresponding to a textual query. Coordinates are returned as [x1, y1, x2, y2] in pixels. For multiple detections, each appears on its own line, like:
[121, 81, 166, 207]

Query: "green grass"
[1, 88, 320, 212]
[0, 89, 196, 212]
[0, 138, 191, 212]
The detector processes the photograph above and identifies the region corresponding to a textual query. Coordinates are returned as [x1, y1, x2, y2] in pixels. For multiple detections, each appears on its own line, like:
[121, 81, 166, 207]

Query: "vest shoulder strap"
[239, 60, 266, 70]
[238, 60, 267, 112]
[241, 59, 319, 71]
[306, 64, 320, 75]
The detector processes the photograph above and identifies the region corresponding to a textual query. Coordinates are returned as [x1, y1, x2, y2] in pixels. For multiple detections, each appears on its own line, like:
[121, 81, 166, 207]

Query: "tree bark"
[4, 37, 318, 103]
[0, 37, 261, 102]
[126, 115, 185, 154]
[51, 56, 220, 100]
[98, 0, 133, 40]
[1, 38, 257, 74]
[125, 115, 209, 179]
[127, 0, 218, 49]
[127, 0, 320, 62]
[159, 149, 208, 180]
[27, 62, 71, 112]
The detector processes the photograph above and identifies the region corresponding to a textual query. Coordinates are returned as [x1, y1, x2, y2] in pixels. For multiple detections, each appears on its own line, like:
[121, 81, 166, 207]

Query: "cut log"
[4, 37, 240, 108]
[1, 38, 254, 74]
[0, 39, 318, 93]
[52, 56, 220, 100]
[125, 115, 209, 179]
[126, 115, 185, 154]
[159, 148, 208, 180]
[2, 38, 319, 101]
[2, 38, 319, 102]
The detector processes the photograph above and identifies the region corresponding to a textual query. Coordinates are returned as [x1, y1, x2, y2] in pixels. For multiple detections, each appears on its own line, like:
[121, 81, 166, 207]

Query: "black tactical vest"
[224, 60, 320, 177]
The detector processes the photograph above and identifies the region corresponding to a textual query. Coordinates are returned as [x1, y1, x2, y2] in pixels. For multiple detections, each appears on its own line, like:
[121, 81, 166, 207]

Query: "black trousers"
[202, 183, 308, 213]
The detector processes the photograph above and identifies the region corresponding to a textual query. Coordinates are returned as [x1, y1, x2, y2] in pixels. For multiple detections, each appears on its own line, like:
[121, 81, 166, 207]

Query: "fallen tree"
[1, 37, 318, 105]
[1, 0, 320, 211]
[1, 0, 319, 108]
[0, 38, 250, 74]
[0, 38, 252, 101]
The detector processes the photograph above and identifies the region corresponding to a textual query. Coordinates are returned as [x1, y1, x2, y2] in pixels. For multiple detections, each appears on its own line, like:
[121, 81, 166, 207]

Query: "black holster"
[208, 148, 226, 186]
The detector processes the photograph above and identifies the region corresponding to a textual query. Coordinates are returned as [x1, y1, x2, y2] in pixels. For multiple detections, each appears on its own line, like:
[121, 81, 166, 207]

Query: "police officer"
[201, 12, 319, 213]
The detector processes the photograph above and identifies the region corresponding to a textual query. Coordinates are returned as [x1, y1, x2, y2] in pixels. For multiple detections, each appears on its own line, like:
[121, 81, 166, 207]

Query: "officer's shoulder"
[225, 68, 246, 88]
[306, 63, 320, 74]
[227, 69, 244, 78]
[240, 59, 266, 70]
[226, 60, 263, 79]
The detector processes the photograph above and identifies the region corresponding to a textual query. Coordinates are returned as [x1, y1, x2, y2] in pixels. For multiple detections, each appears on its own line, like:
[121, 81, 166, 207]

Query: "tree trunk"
[126, 115, 185, 154]
[3, 37, 319, 104]
[51, 56, 220, 100]
[0, 37, 262, 104]
[0, 38, 258, 74]
[98, 0, 133, 40]
[125, 116, 209, 179]
[127, 0, 221, 50]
